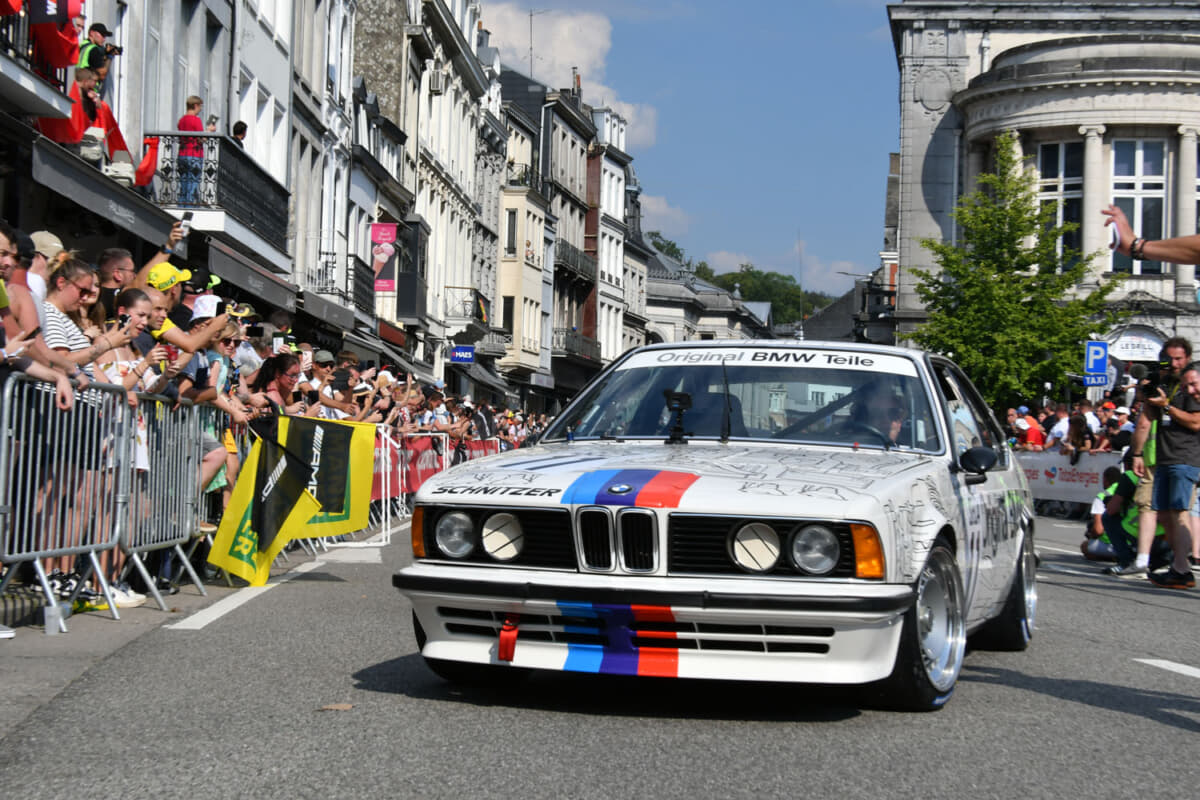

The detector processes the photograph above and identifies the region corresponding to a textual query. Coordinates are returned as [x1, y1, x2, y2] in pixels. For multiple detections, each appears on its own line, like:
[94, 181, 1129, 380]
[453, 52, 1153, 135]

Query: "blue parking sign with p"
[1085, 341, 1108, 375]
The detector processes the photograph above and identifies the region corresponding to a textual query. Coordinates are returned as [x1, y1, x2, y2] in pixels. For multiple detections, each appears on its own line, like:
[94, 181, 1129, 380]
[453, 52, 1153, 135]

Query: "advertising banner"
[371, 223, 399, 292]
[1015, 450, 1122, 504]
[403, 435, 444, 494]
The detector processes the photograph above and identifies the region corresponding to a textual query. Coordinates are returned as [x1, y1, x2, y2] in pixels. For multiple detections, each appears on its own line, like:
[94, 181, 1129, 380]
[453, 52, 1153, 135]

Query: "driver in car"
[849, 384, 907, 446]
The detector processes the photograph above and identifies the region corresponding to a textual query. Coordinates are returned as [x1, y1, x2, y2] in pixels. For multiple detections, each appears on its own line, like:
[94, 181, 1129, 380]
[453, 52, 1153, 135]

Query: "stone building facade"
[888, 1, 1200, 360]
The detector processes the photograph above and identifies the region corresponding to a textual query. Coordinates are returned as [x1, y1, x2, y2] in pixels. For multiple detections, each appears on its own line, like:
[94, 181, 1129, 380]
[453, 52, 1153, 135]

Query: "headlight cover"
[481, 512, 524, 561]
[730, 522, 781, 573]
[434, 511, 475, 558]
[790, 524, 840, 575]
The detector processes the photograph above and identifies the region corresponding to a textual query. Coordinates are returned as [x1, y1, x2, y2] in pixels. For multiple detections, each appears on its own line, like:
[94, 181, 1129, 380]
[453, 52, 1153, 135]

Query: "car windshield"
[542, 345, 942, 452]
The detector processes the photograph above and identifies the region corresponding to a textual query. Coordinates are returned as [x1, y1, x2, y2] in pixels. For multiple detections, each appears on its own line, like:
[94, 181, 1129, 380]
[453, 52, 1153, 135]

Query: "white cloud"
[705, 251, 754, 273]
[640, 194, 690, 238]
[485, 2, 658, 149]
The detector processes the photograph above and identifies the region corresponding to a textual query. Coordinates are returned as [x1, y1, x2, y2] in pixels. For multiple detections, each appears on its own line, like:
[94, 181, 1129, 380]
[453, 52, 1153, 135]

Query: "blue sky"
[485, 0, 899, 297]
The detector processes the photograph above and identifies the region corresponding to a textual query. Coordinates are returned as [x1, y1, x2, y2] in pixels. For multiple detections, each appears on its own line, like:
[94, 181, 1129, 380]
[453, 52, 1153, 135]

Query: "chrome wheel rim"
[917, 548, 966, 692]
[1021, 534, 1038, 629]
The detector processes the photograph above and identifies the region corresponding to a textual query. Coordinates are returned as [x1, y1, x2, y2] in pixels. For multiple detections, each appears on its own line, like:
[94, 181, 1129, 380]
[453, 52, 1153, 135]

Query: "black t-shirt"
[168, 304, 192, 330]
[99, 287, 118, 323]
[1156, 386, 1200, 466]
[1109, 429, 1132, 451]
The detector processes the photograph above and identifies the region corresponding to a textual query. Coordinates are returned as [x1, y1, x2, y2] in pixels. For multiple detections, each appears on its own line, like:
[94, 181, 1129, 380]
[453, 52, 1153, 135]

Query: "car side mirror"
[958, 446, 998, 486]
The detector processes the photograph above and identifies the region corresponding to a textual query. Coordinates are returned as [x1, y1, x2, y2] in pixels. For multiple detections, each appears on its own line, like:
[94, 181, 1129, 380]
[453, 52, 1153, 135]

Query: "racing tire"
[973, 532, 1037, 651]
[412, 611, 531, 687]
[874, 542, 966, 712]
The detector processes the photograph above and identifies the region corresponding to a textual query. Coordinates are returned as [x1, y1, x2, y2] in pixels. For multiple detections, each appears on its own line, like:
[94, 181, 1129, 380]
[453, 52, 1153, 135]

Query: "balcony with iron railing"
[552, 326, 601, 361]
[554, 240, 597, 282]
[352, 255, 376, 319]
[505, 162, 544, 197]
[444, 285, 490, 342]
[306, 252, 343, 299]
[0, 13, 70, 97]
[150, 131, 290, 253]
[476, 330, 512, 357]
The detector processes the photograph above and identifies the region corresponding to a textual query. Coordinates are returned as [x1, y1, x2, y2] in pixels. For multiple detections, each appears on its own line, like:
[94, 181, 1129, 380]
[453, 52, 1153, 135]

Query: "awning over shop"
[207, 237, 297, 312]
[453, 361, 511, 396]
[32, 137, 177, 245]
[299, 290, 355, 331]
[342, 328, 415, 374]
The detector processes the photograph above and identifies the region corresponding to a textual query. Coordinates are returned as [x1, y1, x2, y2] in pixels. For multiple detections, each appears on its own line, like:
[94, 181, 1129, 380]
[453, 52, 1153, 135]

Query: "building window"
[505, 209, 517, 256]
[1112, 139, 1165, 275]
[1037, 142, 1082, 267]
[502, 296, 514, 334]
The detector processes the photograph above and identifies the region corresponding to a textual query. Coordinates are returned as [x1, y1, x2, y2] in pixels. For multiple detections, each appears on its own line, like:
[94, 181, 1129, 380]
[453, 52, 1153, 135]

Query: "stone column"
[1175, 126, 1198, 303]
[1079, 125, 1107, 284]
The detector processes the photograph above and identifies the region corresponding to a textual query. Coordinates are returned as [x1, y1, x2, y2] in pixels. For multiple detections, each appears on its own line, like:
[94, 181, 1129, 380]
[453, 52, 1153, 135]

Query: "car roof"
[630, 339, 930, 363]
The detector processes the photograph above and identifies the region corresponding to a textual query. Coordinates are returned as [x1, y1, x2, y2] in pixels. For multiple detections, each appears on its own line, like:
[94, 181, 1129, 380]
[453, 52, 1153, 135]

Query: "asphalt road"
[0, 516, 1197, 798]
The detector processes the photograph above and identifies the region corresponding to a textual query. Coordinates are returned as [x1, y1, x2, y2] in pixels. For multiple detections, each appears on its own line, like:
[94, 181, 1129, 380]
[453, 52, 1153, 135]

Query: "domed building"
[887, 1, 1200, 361]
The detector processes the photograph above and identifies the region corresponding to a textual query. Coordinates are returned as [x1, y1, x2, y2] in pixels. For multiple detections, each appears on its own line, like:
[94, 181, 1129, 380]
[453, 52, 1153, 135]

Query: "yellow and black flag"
[207, 426, 321, 586]
[283, 416, 376, 538]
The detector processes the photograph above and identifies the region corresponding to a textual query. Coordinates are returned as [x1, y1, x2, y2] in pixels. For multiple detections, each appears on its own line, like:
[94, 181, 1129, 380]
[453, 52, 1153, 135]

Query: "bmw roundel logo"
[607, 484, 633, 494]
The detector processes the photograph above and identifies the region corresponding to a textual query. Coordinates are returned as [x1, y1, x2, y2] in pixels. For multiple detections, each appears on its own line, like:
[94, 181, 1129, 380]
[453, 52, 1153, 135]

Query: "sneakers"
[1104, 562, 1149, 579]
[1148, 568, 1196, 590]
[109, 581, 147, 609]
[155, 578, 180, 596]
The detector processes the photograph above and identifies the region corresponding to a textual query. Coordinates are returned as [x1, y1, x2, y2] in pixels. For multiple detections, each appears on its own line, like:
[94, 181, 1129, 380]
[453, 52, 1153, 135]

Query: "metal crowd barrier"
[124, 393, 204, 610]
[0, 373, 132, 631]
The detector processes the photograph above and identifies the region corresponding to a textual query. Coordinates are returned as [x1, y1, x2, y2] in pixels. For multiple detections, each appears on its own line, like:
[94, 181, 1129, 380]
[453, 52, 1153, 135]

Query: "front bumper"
[395, 563, 915, 684]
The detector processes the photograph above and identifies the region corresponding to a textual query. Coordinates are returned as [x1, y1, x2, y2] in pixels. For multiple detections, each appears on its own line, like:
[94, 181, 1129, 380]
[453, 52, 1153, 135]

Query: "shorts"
[1133, 464, 1156, 510]
[1151, 463, 1200, 512]
[201, 431, 224, 456]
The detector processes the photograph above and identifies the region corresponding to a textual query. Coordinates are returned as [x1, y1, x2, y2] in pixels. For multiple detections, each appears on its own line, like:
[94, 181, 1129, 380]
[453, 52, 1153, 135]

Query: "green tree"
[645, 230, 686, 263]
[906, 130, 1123, 409]
[707, 264, 831, 324]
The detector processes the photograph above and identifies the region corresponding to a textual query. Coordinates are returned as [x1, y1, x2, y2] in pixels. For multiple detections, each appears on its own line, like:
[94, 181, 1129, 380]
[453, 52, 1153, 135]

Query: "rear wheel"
[975, 532, 1037, 651]
[876, 543, 966, 711]
[412, 611, 531, 687]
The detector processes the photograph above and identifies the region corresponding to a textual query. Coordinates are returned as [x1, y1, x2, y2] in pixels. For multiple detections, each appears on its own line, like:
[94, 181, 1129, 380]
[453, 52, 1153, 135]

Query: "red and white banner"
[402, 434, 445, 494]
[1015, 450, 1122, 504]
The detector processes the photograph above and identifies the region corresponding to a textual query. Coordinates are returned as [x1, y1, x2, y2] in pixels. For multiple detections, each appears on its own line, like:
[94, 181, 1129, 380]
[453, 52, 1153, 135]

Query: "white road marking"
[321, 548, 383, 564]
[165, 560, 325, 631]
[1037, 563, 1103, 578]
[1135, 659, 1200, 680]
[1038, 543, 1086, 556]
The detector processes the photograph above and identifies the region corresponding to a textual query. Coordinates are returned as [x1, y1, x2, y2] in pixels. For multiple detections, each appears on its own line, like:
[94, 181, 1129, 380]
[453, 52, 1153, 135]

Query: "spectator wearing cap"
[1116, 406, 1134, 433]
[29, 230, 65, 329]
[139, 259, 228, 354]
[1013, 416, 1046, 451]
[77, 23, 111, 69]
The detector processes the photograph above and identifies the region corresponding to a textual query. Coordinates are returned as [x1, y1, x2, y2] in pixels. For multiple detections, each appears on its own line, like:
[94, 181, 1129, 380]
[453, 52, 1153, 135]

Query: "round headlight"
[730, 522, 781, 573]
[434, 512, 475, 558]
[481, 512, 524, 561]
[790, 525, 840, 575]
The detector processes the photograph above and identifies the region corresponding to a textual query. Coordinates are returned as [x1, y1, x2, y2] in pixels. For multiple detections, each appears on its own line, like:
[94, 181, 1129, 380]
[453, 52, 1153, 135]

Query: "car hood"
[417, 440, 940, 519]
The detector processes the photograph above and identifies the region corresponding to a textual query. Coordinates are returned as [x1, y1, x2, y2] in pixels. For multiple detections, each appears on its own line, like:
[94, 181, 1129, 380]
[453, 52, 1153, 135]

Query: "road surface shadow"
[352, 654, 909, 721]
[962, 664, 1200, 733]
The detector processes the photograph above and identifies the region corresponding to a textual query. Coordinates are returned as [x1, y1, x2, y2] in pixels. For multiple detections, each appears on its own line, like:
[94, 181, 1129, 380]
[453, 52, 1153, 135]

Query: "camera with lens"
[1131, 359, 1171, 397]
[105, 43, 123, 56]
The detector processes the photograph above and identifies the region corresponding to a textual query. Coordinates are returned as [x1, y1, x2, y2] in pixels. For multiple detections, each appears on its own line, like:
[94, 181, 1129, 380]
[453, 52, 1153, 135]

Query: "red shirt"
[177, 112, 204, 158]
[1019, 422, 1046, 448]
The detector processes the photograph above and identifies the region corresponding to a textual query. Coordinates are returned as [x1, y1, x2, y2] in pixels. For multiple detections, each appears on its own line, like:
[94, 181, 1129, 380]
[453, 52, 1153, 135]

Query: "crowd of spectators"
[1001, 342, 1200, 587]
[1, 217, 550, 614]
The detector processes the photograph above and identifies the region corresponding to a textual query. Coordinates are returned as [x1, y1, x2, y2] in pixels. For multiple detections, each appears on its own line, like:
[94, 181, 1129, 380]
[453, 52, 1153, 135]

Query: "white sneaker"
[110, 584, 147, 609]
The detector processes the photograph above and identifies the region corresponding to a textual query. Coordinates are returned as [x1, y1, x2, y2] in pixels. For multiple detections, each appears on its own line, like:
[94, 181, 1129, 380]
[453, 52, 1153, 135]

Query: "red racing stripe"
[634, 471, 700, 508]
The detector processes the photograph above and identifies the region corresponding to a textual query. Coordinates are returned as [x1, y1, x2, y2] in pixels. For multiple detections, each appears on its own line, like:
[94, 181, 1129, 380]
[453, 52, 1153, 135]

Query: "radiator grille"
[619, 511, 656, 572]
[578, 509, 613, 570]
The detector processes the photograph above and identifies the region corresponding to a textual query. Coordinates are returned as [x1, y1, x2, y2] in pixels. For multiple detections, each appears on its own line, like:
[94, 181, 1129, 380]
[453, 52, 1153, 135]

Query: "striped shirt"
[43, 301, 95, 378]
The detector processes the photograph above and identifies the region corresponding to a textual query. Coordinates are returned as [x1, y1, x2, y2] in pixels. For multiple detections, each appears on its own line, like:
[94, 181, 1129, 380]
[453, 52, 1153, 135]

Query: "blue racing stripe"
[594, 469, 660, 506]
[560, 469, 622, 505]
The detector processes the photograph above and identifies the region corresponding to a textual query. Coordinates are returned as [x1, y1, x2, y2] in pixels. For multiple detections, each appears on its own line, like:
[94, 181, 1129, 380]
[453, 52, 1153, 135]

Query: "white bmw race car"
[394, 341, 1036, 710]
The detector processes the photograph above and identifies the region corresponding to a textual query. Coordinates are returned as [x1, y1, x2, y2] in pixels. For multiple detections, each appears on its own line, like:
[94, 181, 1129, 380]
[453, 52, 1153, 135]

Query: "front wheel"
[875, 543, 966, 711]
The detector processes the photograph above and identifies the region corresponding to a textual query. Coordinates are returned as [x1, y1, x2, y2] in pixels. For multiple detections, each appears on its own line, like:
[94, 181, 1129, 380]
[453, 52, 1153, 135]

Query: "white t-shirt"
[27, 272, 47, 329]
[320, 383, 349, 420]
[1046, 417, 1069, 446]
